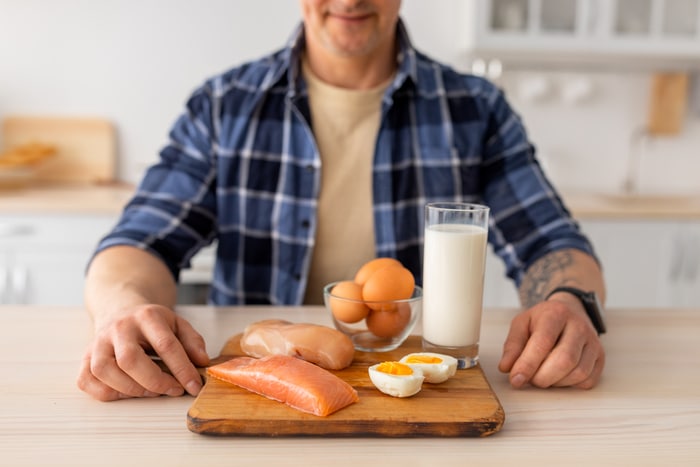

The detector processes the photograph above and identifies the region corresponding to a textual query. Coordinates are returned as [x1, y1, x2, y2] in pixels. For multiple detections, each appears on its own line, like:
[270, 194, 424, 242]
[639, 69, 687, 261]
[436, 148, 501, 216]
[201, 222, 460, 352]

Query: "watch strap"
[546, 286, 607, 335]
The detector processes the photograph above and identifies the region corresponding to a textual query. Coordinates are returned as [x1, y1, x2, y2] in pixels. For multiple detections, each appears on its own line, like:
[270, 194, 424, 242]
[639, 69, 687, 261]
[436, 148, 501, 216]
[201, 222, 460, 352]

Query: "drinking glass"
[422, 202, 489, 369]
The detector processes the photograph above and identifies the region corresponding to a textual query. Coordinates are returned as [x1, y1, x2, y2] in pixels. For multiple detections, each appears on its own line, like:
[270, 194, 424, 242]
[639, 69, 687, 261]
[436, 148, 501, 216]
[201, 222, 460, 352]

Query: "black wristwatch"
[546, 286, 607, 335]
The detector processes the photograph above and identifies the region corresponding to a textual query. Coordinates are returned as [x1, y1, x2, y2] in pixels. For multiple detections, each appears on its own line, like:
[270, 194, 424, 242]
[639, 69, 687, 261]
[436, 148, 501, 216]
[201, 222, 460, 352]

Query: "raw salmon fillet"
[206, 355, 359, 417]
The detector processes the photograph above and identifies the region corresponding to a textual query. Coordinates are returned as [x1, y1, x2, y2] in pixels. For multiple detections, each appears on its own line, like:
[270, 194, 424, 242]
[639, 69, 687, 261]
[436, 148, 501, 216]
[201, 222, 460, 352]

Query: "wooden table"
[1, 305, 698, 466]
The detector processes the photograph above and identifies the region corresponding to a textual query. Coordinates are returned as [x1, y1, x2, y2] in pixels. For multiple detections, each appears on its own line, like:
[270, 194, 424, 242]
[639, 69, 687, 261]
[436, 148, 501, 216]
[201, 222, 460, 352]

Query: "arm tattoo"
[518, 250, 576, 308]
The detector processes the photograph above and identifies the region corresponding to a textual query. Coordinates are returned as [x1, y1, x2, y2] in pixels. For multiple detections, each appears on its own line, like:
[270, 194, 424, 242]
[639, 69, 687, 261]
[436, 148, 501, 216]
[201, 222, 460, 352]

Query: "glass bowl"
[323, 281, 422, 352]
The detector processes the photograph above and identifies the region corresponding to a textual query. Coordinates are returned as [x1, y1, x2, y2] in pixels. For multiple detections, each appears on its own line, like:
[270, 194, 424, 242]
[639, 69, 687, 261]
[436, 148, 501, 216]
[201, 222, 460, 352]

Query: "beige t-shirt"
[302, 63, 390, 304]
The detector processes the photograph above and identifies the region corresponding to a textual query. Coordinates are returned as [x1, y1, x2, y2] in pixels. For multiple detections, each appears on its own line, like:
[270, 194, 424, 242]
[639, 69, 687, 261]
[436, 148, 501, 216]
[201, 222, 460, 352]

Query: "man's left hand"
[498, 297, 605, 389]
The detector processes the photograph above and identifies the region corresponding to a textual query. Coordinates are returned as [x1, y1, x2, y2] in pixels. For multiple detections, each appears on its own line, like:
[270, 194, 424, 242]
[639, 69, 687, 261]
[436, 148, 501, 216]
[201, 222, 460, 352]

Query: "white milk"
[422, 223, 488, 347]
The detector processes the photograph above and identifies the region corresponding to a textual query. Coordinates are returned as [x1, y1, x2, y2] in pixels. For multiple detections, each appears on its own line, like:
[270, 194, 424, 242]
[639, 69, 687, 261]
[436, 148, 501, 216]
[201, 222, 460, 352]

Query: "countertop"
[1, 184, 699, 219]
[0, 183, 134, 215]
[561, 191, 700, 220]
[1, 305, 698, 466]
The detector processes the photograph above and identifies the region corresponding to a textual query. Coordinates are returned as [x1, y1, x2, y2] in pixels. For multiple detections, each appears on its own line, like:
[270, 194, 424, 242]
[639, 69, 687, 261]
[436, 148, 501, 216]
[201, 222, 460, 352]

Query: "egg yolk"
[375, 361, 414, 375]
[403, 355, 443, 365]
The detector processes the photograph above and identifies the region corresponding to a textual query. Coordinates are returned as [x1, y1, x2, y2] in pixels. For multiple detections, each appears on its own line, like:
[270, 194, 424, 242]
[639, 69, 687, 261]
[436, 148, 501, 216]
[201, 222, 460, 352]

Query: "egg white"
[368, 363, 424, 398]
[399, 352, 458, 384]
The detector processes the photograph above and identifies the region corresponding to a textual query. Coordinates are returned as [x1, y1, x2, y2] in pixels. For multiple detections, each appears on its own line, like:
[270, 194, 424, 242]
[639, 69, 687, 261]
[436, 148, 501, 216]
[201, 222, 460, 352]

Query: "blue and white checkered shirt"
[95, 20, 595, 305]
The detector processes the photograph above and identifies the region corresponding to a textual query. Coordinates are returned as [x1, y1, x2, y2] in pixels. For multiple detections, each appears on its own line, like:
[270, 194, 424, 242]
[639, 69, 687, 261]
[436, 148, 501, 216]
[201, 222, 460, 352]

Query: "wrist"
[546, 286, 607, 335]
[547, 290, 587, 314]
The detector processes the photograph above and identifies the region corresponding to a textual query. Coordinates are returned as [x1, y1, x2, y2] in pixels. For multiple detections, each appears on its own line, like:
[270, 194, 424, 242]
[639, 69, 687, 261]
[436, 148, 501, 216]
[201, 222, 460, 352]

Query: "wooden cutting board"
[647, 73, 688, 136]
[187, 335, 505, 437]
[1, 116, 116, 183]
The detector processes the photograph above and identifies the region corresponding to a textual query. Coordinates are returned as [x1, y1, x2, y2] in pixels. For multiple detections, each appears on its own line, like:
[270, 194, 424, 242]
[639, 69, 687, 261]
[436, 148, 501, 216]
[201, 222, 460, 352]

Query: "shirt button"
[305, 164, 314, 173]
[294, 273, 302, 281]
[301, 219, 310, 228]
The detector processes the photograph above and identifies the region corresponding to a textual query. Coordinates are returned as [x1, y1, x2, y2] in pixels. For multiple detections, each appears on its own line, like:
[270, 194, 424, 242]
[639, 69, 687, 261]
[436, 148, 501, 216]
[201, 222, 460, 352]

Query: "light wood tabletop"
[1, 305, 698, 466]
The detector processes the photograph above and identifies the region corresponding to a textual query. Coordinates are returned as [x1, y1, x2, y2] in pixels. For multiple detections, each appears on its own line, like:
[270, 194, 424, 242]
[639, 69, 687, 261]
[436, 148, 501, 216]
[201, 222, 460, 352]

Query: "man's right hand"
[77, 304, 210, 401]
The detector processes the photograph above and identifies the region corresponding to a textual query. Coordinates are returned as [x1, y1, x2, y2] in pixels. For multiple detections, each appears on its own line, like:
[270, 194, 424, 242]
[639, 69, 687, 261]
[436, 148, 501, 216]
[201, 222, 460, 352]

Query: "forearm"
[84, 245, 178, 327]
[518, 248, 606, 308]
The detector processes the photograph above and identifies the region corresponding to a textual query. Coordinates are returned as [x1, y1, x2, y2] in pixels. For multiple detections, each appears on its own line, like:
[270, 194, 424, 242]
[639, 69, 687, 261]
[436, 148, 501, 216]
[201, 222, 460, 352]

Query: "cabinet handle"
[586, 0, 599, 35]
[683, 233, 700, 282]
[669, 235, 684, 282]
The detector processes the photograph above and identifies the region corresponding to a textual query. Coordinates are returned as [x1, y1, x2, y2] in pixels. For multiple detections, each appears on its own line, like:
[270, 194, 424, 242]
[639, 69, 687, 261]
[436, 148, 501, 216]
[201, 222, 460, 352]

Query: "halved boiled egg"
[399, 352, 458, 384]
[368, 361, 424, 398]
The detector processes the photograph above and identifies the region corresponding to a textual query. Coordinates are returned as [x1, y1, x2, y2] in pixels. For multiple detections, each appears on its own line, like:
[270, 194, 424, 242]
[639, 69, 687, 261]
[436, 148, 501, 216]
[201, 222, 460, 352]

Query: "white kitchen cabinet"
[0, 212, 220, 306]
[8, 212, 689, 308]
[651, 221, 700, 307]
[177, 243, 216, 304]
[580, 220, 673, 307]
[581, 219, 700, 307]
[465, 0, 700, 67]
[483, 250, 521, 308]
[0, 214, 116, 305]
[481, 219, 700, 309]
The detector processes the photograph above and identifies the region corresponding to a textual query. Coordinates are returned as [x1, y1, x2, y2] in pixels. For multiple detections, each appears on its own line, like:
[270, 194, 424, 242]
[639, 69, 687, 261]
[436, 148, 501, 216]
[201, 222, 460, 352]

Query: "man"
[78, 0, 606, 401]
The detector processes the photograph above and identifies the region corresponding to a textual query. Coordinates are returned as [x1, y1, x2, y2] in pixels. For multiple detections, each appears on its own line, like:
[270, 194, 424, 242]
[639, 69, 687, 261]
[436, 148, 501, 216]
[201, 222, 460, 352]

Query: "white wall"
[2, 0, 699, 195]
[500, 70, 700, 195]
[0, 0, 300, 181]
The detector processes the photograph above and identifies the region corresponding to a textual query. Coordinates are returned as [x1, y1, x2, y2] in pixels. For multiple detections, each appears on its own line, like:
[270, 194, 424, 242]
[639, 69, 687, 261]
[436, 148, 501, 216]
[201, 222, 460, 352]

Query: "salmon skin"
[206, 355, 359, 417]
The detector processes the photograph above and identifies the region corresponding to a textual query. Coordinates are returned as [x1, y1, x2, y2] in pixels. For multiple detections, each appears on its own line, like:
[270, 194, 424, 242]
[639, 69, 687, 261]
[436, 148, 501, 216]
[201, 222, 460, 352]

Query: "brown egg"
[361, 265, 415, 310]
[354, 257, 402, 286]
[366, 304, 411, 338]
[329, 281, 370, 324]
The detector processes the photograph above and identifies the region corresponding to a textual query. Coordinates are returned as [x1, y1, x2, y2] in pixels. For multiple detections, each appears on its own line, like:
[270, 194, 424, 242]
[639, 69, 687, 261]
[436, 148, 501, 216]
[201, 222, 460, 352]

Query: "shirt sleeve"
[93, 86, 219, 280]
[479, 86, 597, 286]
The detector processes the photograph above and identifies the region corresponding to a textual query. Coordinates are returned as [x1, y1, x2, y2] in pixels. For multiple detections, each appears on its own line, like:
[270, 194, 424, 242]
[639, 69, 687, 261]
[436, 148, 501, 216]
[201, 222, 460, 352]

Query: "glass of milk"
[422, 203, 489, 369]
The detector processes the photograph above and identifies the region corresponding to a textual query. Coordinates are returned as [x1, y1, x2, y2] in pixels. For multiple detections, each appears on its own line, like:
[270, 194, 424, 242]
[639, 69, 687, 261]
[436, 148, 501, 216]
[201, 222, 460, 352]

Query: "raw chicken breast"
[240, 319, 355, 370]
[207, 355, 359, 417]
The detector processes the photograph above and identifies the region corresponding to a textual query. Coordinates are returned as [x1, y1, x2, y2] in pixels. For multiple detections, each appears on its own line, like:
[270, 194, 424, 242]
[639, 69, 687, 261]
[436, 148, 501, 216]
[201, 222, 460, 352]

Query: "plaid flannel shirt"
[95, 20, 595, 305]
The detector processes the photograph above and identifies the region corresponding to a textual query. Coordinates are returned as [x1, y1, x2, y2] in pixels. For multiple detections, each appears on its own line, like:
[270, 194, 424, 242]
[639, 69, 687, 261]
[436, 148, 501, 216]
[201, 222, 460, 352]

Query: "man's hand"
[498, 297, 605, 389]
[77, 304, 210, 401]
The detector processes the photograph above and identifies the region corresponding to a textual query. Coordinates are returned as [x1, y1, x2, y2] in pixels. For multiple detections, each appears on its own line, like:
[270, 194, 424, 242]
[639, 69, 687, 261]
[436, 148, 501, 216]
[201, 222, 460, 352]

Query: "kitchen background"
[1, 0, 699, 307]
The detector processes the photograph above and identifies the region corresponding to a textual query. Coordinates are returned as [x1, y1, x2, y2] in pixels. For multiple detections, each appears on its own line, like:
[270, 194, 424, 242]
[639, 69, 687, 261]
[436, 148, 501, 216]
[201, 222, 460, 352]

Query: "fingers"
[502, 306, 569, 388]
[498, 313, 529, 374]
[141, 315, 204, 396]
[530, 324, 587, 388]
[86, 327, 184, 399]
[112, 338, 185, 397]
[176, 316, 210, 367]
[572, 352, 605, 390]
[77, 305, 207, 401]
[76, 345, 159, 401]
[77, 347, 124, 402]
[501, 303, 605, 389]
